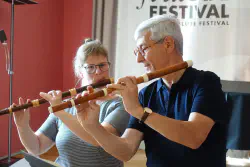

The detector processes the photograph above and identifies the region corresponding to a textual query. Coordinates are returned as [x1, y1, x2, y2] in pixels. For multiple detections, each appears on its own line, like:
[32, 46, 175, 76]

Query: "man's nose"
[136, 51, 145, 63]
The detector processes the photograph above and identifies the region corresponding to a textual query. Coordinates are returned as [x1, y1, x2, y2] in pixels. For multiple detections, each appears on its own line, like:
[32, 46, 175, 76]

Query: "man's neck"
[162, 69, 186, 89]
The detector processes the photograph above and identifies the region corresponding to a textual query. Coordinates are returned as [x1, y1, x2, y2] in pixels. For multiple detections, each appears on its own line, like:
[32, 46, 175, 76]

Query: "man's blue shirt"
[128, 67, 228, 167]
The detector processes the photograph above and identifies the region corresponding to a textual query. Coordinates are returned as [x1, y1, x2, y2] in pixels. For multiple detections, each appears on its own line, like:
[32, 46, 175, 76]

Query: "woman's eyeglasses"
[83, 62, 110, 74]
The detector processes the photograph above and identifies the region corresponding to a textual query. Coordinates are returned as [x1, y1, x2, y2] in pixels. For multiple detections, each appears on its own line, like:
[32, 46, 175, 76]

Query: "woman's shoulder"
[99, 97, 125, 120]
[101, 96, 123, 109]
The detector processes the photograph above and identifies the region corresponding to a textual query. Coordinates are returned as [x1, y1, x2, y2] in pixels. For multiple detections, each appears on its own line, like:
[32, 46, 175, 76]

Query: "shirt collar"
[156, 67, 194, 92]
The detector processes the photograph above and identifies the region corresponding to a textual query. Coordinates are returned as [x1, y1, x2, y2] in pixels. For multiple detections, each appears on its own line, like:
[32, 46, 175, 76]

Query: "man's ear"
[163, 36, 175, 52]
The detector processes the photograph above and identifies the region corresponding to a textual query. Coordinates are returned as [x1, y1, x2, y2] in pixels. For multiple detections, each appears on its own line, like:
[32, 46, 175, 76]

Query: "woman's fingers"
[39, 92, 52, 101]
[18, 97, 24, 105]
[52, 90, 56, 97]
[56, 90, 62, 96]
[47, 90, 60, 97]
[12, 103, 17, 108]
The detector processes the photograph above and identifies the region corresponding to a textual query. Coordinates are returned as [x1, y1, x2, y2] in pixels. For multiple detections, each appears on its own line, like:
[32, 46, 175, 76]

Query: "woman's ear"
[79, 72, 84, 79]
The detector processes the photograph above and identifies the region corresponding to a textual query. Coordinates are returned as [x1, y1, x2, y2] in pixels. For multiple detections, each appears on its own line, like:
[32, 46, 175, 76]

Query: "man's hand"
[107, 76, 143, 119]
[76, 86, 101, 131]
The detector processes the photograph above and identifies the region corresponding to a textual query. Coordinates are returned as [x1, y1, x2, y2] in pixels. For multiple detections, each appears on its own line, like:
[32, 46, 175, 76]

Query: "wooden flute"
[0, 78, 114, 116]
[49, 60, 193, 113]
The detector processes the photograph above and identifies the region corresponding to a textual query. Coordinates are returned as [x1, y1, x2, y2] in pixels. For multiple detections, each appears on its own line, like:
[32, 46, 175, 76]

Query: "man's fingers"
[107, 77, 136, 90]
[76, 101, 89, 111]
[88, 100, 99, 108]
[87, 86, 94, 94]
[75, 102, 85, 113]
[109, 90, 121, 96]
[75, 105, 81, 113]
[76, 94, 81, 99]
[81, 91, 89, 96]
[76, 109, 84, 118]
[128, 76, 137, 85]
[107, 83, 125, 90]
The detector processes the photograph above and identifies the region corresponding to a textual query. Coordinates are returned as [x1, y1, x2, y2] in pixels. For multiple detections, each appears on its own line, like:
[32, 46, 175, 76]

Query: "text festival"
[136, 0, 230, 26]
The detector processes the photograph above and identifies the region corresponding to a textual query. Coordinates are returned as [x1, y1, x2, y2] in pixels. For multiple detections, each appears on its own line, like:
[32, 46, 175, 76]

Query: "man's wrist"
[139, 107, 153, 123]
[83, 123, 102, 134]
[134, 107, 144, 120]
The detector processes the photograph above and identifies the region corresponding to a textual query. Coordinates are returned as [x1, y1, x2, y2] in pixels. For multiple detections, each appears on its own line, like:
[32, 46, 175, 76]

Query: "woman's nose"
[95, 66, 102, 74]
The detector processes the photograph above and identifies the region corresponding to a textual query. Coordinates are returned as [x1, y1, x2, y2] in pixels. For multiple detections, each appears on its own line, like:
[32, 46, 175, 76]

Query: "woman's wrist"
[16, 124, 31, 132]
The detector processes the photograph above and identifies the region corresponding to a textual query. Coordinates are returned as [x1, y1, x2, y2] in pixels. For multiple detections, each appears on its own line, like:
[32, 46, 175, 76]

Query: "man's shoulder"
[188, 68, 221, 86]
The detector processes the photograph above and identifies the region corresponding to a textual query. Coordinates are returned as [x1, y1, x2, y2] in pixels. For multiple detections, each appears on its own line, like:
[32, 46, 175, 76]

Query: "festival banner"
[115, 0, 250, 85]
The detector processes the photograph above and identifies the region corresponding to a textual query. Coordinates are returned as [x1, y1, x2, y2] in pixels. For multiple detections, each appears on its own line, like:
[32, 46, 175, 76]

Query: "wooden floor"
[14, 146, 147, 167]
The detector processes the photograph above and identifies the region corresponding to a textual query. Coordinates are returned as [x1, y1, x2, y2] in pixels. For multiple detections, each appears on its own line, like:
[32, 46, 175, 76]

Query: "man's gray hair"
[134, 15, 183, 55]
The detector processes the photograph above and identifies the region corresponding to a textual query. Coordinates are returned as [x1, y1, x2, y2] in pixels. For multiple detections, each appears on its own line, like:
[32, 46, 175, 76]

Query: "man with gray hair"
[76, 15, 228, 167]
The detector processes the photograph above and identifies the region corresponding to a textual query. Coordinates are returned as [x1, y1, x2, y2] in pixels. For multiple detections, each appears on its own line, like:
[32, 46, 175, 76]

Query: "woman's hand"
[39, 90, 62, 107]
[13, 98, 30, 129]
[39, 90, 63, 116]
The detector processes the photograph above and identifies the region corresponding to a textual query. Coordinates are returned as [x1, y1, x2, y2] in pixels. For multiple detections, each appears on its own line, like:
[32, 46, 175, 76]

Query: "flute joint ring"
[48, 106, 54, 113]
[102, 88, 108, 96]
[8, 107, 13, 114]
[32, 99, 40, 107]
[141, 74, 149, 82]
[70, 99, 76, 107]
[110, 78, 115, 84]
[69, 88, 77, 97]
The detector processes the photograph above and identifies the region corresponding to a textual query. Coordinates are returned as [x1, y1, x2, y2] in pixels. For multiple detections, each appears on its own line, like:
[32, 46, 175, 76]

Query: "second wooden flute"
[49, 60, 193, 113]
[0, 78, 114, 116]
